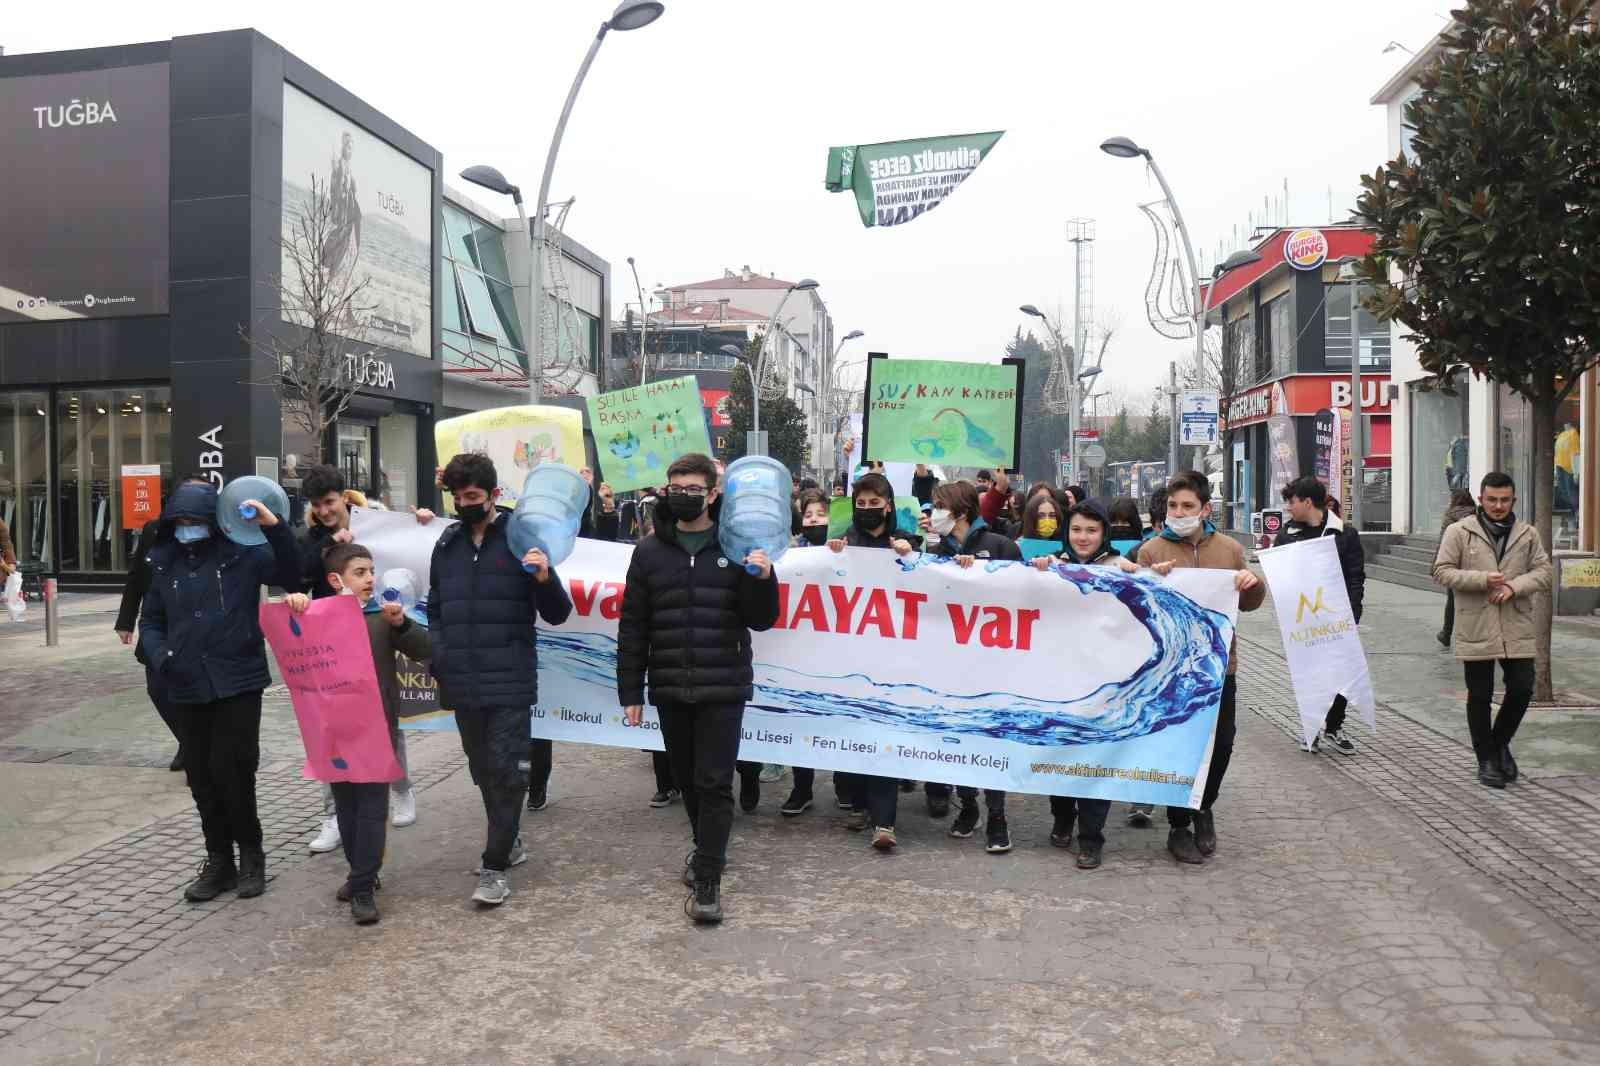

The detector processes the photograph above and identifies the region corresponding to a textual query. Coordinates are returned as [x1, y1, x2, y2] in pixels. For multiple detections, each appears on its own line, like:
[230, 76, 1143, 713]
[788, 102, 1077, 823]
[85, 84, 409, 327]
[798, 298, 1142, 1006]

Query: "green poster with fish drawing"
[861, 355, 1024, 471]
[587, 375, 714, 493]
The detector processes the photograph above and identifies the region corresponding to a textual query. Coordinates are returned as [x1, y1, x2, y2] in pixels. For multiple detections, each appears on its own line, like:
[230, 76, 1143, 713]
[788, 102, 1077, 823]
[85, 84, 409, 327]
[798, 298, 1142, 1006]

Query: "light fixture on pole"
[1336, 258, 1365, 529]
[1021, 303, 1075, 483]
[819, 329, 863, 481]
[468, 1, 664, 406]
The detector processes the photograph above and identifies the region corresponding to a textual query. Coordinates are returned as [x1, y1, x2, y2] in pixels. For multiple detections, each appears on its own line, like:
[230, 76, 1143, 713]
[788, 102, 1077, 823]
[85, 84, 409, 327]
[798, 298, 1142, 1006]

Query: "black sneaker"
[351, 890, 380, 925]
[1478, 758, 1507, 790]
[1076, 845, 1103, 870]
[681, 851, 696, 888]
[1049, 821, 1075, 851]
[183, 853, 237, 902]
[927, 794, 951, 819]
[527, 788, 549, 812]
[949, 804, 980, 838]
[649, 789, 678, 808]
[739, 775, 759, 814]
[1499, 744, 1519, 784]
[686, 880, 723, 924]
[236, 849, 266, 898]
[985, 816, 1012, 854]
[1193, 811, 1217, 856]
[779, 790, 813, 817]
[1168, 828, 1204, 864]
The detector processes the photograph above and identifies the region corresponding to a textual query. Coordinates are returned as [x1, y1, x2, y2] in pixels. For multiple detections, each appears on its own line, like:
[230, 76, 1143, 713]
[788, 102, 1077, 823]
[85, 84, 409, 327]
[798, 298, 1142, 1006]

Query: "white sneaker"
[1300, 732, 1322, 754]
[391, 789, 417, 828]
[471, 869, 510, 906]
[308, 815, 341, 853]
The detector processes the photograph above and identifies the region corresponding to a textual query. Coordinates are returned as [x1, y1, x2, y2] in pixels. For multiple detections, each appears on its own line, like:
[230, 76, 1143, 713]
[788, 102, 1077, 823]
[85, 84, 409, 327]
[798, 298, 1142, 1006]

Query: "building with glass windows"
[1374, 37, 1594, 554]
[1204, 225, 1394, 531]
[0, 30, 610, 586]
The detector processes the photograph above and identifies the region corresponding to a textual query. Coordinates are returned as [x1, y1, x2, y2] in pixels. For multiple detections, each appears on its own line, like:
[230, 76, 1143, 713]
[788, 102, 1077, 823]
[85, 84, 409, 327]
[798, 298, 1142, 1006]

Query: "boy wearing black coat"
[619, 453, 780, 924]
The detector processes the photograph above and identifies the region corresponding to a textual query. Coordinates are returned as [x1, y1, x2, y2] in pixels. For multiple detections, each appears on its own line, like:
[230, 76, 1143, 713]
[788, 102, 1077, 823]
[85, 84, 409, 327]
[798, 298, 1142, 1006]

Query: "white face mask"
[929, 508, 956, 535]
[1166, 515, 1203, 537]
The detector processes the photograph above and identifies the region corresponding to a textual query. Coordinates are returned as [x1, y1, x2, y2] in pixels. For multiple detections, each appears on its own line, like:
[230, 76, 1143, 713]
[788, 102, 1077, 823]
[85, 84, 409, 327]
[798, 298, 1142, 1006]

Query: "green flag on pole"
[824, 131, 1004, 229]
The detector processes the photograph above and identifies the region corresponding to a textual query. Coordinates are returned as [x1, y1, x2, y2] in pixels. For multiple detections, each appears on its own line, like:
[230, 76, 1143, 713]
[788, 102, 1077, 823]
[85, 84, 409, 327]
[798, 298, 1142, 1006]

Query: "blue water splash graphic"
[538, 564, 1230, 747]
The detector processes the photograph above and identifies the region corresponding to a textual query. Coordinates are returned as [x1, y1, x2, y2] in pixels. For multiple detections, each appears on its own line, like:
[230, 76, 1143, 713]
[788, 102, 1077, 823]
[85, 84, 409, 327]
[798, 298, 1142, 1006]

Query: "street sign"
[1081, 444, 1107, 469]
[1073, 428, 1100, 442]
[1180, 389, 1220, 445]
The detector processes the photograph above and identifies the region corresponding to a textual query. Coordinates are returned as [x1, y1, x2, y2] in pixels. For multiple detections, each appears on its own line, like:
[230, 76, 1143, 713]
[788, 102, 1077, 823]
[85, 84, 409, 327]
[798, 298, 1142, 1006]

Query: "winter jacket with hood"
[426, 508, 573, 711]
[1059, 500, 1122, 566]
[116, 518, 163, 666]
[617, 517, 781, 707]
[1432, 512, 1552, 661]
[1275, 508, 1365, 618]
[1136, 520, 1265, 675]
[929, 518, 1022, 563]
[138, 482, 302, 704]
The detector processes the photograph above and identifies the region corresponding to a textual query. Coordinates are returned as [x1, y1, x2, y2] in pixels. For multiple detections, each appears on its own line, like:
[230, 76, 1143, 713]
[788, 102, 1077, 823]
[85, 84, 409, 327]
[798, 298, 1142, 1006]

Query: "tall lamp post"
[462, 0, 664, 404]
[627, 256, 649, 385]
[742, 278, 819, 456]
[1020, 304, 1073, 483]
[821, 329, 863, 481]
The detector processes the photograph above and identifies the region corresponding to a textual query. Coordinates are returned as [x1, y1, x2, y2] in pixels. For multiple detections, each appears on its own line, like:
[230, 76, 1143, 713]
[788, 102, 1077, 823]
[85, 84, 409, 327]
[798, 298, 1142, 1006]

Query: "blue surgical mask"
[175, 524, 212, 544]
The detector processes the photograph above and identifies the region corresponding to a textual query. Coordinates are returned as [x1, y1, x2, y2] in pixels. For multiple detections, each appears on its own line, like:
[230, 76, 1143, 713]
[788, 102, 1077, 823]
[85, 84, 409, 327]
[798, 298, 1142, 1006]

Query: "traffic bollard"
[44, 576, 59, 647]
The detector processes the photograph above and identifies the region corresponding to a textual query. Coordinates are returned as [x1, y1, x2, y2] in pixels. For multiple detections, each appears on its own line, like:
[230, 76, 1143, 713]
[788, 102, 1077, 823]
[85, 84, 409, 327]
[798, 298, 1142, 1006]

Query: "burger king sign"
[1285, 228, 1329, 271]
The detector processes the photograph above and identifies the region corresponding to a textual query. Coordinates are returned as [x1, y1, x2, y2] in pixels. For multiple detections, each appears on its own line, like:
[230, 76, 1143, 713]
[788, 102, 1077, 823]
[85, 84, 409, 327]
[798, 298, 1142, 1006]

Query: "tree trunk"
[1532, 389, 1557, 702]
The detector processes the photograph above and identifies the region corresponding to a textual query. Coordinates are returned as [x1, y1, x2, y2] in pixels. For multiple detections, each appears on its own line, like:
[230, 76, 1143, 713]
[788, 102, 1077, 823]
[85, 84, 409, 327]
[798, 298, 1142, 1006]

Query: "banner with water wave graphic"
[405, 540, 1240, 807]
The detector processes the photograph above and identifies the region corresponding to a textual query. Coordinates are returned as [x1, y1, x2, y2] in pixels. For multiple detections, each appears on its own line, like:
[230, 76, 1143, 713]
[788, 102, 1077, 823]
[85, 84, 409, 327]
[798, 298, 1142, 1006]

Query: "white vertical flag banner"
[1257, 536, 1376, 746]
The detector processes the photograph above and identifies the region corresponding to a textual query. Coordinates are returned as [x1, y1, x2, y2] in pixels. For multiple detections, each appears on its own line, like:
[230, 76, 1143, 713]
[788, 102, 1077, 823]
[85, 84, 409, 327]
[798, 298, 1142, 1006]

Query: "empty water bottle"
[719, 455, 791, 575]
[507, 464, 591, 569]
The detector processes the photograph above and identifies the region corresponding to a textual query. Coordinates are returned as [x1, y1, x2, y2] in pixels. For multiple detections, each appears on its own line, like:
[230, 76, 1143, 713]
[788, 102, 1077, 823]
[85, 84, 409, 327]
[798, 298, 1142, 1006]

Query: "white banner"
[350, 506, 454, 595]
[403, 538, 1242, 807]
[1256, 536, 1376, 746]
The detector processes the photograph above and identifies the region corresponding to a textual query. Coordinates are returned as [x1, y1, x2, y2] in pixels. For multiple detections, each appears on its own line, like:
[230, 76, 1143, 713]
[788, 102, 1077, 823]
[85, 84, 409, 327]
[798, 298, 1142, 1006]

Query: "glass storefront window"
[1498, 384, 1535, 521]
[56, 387, 172, 573]
[378, 413, 418, 511]
[338, 422, 374, 500]
[1553, 388, 1582, 549]
[1325, 283, 1391, 368]
[0, 391, 53, 570]
[1409, 372, 1470, 534]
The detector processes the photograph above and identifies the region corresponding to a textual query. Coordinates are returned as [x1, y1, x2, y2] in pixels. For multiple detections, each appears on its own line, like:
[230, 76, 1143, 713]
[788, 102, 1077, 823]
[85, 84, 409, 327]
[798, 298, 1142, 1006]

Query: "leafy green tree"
[1138, 392, 1171, 464]
[1102, 404, 1140, 464]
[1356, 0, 1600, 698]
[724, 334, 812, 472]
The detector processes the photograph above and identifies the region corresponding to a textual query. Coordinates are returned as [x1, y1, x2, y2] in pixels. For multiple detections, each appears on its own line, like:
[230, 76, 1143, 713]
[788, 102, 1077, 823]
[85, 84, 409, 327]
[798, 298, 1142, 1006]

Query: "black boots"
[1193, 811, 1218, 856]
[1478, 757, 1506, 790]
[1499, 744, 1520, 784]
[184, 852, 237, 902]
[236, 848, 267, 898]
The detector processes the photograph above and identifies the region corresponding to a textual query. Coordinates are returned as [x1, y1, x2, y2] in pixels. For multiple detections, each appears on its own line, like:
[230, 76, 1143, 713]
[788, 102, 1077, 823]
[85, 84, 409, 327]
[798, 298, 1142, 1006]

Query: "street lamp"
[746, 278, 819, 456]
[818, 329, 863, 481]
[720, 343, 759, 442]
[1020, 304, 1075, 483]
[626, 256, 649, 385]
[462, 1, 664, 405]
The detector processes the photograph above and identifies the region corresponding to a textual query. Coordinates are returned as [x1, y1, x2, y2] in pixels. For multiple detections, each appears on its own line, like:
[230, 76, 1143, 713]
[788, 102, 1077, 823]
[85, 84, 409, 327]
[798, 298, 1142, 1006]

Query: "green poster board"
[587, 376, 714, 493]
[827, 495, 924, 541]
[860, 355, 1024, 470]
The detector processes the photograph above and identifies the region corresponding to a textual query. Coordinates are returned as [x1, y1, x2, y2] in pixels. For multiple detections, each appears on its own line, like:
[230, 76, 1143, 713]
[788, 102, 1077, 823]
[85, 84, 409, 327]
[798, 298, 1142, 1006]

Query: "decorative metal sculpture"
[1139, 200, 1195, 341]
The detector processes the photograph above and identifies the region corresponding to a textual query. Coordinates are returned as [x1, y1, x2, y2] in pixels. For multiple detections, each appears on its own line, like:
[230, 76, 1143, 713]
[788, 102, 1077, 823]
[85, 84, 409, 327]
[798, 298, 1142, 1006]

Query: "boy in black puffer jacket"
[619, 453, 780, 924]
[428, 453, 573, 908]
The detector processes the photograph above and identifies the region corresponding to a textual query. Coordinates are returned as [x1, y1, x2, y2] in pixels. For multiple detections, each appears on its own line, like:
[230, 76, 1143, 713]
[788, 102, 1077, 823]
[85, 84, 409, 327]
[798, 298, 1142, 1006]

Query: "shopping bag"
[3, 571, 25, 622]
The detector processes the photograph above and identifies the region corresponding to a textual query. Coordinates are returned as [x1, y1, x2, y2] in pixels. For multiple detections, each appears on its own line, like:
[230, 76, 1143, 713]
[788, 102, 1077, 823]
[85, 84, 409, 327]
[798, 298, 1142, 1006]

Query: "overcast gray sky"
[7, 0, 1446, 407]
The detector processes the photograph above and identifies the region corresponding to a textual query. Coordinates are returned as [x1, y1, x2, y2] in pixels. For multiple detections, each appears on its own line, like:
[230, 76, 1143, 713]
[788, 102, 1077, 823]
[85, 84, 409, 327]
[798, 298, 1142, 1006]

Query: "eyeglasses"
[665, 486, 709, 498]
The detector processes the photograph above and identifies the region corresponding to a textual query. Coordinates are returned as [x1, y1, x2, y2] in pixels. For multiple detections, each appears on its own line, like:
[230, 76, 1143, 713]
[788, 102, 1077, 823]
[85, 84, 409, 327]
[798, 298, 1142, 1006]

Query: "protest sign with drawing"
[586, 376, 713, 493]
[861, 355, 1024, 470]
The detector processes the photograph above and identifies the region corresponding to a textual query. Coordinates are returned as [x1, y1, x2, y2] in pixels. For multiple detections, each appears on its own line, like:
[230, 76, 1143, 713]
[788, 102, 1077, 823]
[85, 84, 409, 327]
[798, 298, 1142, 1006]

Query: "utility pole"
[1167, 362, 1180, 477]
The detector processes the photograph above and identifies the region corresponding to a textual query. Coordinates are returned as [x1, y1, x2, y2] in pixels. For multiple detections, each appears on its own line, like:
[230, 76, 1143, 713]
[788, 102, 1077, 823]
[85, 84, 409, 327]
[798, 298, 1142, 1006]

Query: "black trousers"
[456, 705, 529, 872]
[1324, 606, 1362, 734]
[144, 664, 183, 747]
[527, 738, 552, 794]
[651, 749, 675, 792]
[1168, 673, 1236, 828]
[848, 774, 900, 828]
[1442, 590, 1456, 639]
[1050, 796, 1112, 848]
[954, 786, 1007, 815]
[658, 700, 744, 882]
[330, 781, 387, 893]
[178, 690, 263, 855]
[1464, 658, 1536, 760]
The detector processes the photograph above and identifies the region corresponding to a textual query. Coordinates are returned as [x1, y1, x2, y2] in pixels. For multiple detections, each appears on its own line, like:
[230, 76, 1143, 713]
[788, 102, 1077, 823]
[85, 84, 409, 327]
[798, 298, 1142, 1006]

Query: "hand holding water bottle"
[522, 548, 551, 583]
[744, 548, 771, 580]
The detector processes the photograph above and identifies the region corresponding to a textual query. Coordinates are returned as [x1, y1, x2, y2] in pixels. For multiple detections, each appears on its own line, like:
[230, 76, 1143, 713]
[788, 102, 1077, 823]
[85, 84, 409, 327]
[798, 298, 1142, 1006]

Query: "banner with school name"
[824, 131, 1004, 229]
[586, 376, 714, 493]
[862, 356, 1023, 470]
[403, 538, 1241, 807]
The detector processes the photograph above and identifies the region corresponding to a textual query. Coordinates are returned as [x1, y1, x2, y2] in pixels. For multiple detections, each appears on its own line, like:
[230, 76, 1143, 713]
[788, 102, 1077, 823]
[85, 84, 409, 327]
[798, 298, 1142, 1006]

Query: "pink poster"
[260, 596, 403, 783]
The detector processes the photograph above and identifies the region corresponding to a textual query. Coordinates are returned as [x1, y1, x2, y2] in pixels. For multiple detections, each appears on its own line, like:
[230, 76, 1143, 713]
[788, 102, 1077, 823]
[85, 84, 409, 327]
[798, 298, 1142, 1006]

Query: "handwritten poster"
[434, 405, 585, 512]
[586, 376, 714, 493]
[260, 596, 403, 783]
[862, 356, 1023, 469]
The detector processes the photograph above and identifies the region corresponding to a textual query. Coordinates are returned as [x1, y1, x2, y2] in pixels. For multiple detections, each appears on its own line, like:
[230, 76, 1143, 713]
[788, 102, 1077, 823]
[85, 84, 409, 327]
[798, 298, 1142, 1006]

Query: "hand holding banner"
[260, 596, 403, 783]
[1256, 536, 1376, 747]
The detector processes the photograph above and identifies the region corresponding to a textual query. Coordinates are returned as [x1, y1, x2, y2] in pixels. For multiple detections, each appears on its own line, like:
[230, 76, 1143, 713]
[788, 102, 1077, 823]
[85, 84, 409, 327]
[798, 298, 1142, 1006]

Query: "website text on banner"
[1256, 536, 1376, 748]
[481, 540, 1238, 808]
[861, 356, 1024, 471]
[586, 376, 715, 493]
[433, 405, 585, 512]
[260, 596, 404, 783]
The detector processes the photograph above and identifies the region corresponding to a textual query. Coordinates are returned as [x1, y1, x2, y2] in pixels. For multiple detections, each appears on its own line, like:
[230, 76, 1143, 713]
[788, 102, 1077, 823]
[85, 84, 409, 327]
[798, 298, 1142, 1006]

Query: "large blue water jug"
[215, 475, 289, 547]
[507, 464, 590, 569]
[719, 455, 791, 574]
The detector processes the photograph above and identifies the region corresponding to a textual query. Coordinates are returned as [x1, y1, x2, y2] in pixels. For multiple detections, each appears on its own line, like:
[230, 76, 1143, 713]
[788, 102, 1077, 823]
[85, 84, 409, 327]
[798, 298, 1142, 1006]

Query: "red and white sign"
[700, 388, 731, 427]
[121, 464, 161, 530]
[1073, 429, 1100, 442]
[1224, 375, 1390, 430]
[1285, 229, 1329, 271]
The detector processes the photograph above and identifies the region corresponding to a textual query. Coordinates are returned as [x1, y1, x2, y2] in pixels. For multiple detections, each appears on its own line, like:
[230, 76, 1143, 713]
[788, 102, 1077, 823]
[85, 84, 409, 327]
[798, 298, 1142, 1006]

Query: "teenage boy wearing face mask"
[138, 479, 302, 904]
[821, 473, 919, 849]
[427, 452, 573, 908]
[1135, 471, 1264, 866]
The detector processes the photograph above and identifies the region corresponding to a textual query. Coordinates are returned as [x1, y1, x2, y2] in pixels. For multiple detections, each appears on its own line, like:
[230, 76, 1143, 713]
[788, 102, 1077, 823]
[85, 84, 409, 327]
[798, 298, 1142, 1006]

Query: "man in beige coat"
[1432, 472, 1552, 790]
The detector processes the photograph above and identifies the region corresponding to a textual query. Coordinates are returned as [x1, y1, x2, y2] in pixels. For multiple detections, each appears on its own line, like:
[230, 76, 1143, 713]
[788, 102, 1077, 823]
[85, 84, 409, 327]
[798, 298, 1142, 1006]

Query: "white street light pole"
[627, 256, 649, 386]
[747, 279, 819, 457]
[821, 330, 863, 481]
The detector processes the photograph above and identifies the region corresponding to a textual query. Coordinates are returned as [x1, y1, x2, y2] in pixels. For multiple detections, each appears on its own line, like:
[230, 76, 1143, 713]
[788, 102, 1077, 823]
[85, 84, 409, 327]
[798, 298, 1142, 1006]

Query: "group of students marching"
[117, 449, 1265, 929]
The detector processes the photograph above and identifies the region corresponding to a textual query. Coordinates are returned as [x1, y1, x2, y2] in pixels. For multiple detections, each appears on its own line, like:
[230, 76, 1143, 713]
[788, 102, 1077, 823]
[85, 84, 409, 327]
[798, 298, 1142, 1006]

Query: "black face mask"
[801, 525, 829, 546]
[853, 506, 889, 532]
[665, 493, 708, 521]
[456, 501, 492, 526]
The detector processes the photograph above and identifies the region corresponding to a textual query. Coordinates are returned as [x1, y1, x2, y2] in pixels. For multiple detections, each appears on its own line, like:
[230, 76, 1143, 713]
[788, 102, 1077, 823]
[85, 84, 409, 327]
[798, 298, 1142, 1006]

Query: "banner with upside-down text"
[402, 539, 1240, 808]
[824, 131, 1005, 228]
